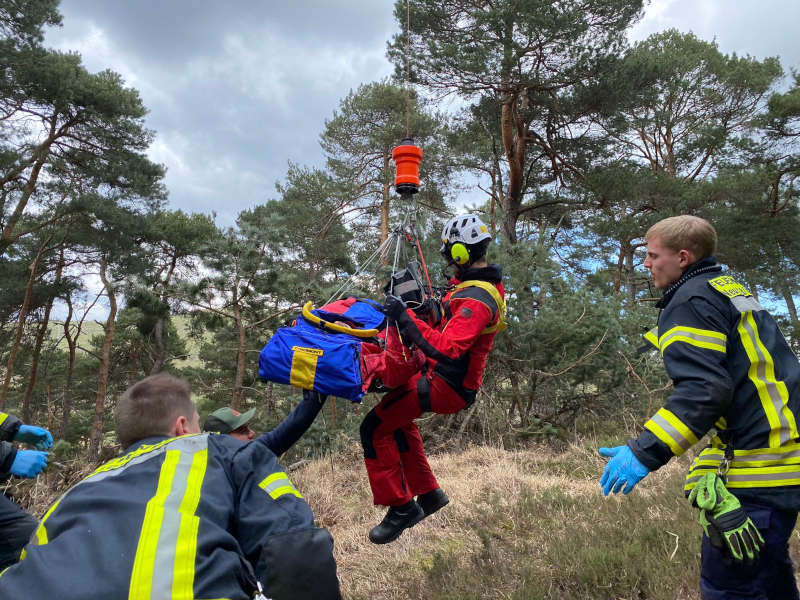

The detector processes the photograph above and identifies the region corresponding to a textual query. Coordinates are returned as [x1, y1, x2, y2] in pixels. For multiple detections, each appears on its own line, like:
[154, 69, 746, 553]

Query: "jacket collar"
[656, 256, 722, 308]
[451, 263, 502, 285]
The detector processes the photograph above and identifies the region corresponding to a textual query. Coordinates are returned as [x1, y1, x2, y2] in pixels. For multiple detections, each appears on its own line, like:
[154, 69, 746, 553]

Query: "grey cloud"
[45, 1, 396, 224]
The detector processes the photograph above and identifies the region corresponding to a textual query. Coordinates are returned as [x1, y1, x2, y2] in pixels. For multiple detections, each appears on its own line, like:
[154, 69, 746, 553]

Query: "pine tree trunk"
[232, 306, 246, 411]
[60, 296, 77, 440]
[624, 245, 636, 303]
[149, 318, 165, 374]
[381, 152, 390, 246]
[0, 234, 52, 408]
[88, 257, 117, 462]
[21, 249, 63, 422]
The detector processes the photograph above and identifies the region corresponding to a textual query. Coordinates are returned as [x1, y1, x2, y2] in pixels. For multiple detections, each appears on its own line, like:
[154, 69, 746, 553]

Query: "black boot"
[417, 487, 450, 517]
[368, 500, 424, 544]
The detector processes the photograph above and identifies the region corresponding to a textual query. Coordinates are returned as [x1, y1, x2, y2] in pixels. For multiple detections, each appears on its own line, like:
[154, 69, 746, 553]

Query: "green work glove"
[688, 472, 765, 563]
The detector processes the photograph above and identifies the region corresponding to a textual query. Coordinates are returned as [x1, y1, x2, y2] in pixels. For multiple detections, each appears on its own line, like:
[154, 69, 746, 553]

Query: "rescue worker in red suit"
[361, 214, 505, 544]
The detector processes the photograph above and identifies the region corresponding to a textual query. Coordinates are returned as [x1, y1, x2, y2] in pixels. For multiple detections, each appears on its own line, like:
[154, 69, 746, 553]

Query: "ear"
[169, 414, 190, 437]
[678, 249, 695, 268]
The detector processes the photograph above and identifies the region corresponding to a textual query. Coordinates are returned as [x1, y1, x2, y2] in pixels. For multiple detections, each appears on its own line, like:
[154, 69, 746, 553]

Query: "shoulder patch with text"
[707, 275, 751, 299]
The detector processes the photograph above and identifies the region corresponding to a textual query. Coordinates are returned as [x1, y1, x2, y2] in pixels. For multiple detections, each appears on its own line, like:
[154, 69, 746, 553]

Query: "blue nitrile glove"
[14, 424, 53, 450]
[9, 449, 48, 478]
[599, 445, 650, 496]
[382, 295, 408, 321]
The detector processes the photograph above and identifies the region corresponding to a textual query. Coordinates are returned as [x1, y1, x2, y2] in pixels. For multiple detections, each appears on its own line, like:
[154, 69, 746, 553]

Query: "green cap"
[202, 407, 256, 434]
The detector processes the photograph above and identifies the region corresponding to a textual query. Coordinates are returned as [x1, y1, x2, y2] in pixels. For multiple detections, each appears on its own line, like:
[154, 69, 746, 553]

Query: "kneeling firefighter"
[360, 214, 506, 544]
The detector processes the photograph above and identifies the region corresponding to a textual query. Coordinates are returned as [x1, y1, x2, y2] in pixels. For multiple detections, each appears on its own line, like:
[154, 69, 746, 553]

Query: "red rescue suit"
[360, 264, 504, 506]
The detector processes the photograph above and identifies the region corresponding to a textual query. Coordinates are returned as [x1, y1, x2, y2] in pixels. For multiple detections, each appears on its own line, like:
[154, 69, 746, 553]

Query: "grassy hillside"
[10, 442, 800, 598]
[47, 314, 204, 368]
[293, 443, 800, 600]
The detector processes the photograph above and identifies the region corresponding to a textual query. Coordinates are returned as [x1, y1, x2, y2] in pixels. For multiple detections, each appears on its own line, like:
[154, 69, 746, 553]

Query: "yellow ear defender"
[450, 242, 470, 265]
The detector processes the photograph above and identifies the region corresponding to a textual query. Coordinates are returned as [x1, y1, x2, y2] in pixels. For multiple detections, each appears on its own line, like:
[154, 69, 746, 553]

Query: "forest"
[2, 0, 799, 470]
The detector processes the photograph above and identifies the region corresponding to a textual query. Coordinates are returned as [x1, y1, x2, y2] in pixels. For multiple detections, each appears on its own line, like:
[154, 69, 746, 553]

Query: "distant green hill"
[47, 314, 203, 368]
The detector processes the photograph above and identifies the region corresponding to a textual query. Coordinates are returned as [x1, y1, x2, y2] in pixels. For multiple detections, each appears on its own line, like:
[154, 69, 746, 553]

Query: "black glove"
[382, 295, 408, 322]
[413, 297, 442, 326]
[302, 389, 327, 405]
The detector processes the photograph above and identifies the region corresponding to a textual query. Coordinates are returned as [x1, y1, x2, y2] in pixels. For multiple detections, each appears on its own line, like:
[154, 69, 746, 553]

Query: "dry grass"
[7, 442, 800, 599]
[293, 443, 800, 600]
[293, 443, 681, 599]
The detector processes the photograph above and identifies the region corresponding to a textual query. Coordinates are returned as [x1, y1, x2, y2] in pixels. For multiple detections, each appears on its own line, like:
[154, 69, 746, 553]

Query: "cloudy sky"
[43, 1, 800, 227]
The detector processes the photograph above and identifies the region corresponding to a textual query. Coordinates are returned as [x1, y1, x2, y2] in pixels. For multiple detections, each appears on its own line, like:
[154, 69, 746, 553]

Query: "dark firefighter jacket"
[629, 257, 800, 511]
[400, 264, 505, 402]
[0, 412, 21, 474]
[0, 432, 341, 600]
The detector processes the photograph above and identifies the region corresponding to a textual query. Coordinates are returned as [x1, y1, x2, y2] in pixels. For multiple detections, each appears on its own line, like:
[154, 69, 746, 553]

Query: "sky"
[42, 0, 800, 228]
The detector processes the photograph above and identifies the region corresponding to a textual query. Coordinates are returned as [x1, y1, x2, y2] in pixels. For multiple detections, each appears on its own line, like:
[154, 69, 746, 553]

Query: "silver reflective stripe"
[86, 435, 207, 484]
[151, 447, 197, 593]
[739, 315, 794, 445]
[649, 413, 693, 451]
[689, 446, 800, 465]
[262, 478, 291, 497]
[733, 449, 800, 463]
[659, 328, 726, 353]
[727, 470, 800, 483]
[731, 296, 763, 313]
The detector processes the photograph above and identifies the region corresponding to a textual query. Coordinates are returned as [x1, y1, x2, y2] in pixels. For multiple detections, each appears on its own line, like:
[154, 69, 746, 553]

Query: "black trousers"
[0, 492, 37, 569]
[700, 499, 799, 599]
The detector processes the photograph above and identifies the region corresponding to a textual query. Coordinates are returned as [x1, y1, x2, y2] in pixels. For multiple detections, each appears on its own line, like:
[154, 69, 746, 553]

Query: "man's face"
[643, 236, 691, 290]
[230, 423, 255, 442]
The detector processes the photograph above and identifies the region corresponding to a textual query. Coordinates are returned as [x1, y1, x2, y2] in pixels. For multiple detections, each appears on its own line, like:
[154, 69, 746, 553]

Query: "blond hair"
[645, 215, 716, 260]
[115, 373, 196, 449]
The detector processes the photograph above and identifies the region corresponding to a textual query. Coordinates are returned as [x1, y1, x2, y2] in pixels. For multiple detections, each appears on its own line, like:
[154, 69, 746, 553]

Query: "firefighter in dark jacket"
[598, 215, 800, 599]
[0, 412, 51, 569]
[0, 373, 341, 600]
[361, 214, 506, 544]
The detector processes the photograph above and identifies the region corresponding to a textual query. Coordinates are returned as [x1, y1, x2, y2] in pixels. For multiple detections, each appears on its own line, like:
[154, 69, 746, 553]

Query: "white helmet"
[440, 214, 492, 265]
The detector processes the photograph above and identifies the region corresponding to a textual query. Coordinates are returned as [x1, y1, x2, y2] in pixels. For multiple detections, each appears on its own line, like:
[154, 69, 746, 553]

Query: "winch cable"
[324, 231, 399, 306]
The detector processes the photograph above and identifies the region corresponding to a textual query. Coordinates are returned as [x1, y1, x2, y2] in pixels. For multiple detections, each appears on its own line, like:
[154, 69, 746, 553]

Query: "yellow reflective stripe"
[23, 495, 64, 557]
[738, 311, 798, 447]
[643, 327, 659, 348]
[172, 448, 208, 600]
[714, 417, 727, 430]
[129, 449, 181, 600]
[270, 485, 302, 499]
[259, 471, 302, 499]
[0, 413, 8, 427]
[685, 443, 800, 490]
[455, 280, 507, 334]
[658, 326, 727, 355]
[289, 346, 320, 389]
[91, 436, 181, 477]
[644, 407, 698, 455]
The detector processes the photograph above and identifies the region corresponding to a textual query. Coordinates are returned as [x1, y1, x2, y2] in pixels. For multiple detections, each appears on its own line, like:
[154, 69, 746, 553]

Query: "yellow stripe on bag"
[289, 346, 322, 389]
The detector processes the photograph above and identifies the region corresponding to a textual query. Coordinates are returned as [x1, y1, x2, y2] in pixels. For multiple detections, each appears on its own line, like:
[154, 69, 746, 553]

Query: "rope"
[410, 222, 434, 295]
[324, 233, 398, 305]
[405, 0, 411, 138]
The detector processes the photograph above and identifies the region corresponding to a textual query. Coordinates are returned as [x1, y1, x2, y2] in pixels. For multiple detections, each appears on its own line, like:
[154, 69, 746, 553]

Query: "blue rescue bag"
[258, 298, 385, 402]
